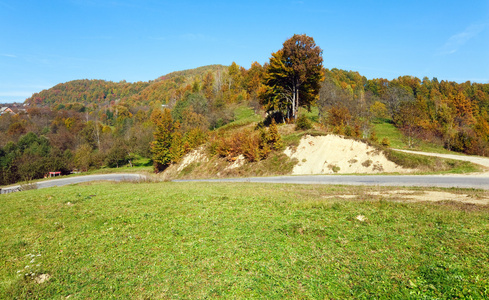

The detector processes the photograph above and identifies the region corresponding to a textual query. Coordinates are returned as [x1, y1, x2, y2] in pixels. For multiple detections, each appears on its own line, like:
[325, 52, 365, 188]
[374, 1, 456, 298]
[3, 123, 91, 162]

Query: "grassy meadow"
[1, 181, 489, 299]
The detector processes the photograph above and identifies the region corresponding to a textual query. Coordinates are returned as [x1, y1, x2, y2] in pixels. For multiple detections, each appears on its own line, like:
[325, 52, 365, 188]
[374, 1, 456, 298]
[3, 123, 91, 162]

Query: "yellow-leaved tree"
[151, 108, 183, 172]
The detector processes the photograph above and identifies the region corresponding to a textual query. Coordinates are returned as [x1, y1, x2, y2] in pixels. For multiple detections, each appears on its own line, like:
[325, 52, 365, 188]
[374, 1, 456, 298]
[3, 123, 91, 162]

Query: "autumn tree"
[151, 108, 183, 172]
[328, 106, 351, 129]
[104, 140, 129, 168]
[369, 101, 388, 120]
[393, 100, 426, 148]
[202, 71, 215, 100]
[268, 119, 283, 150]
[453, 92, 476, 127]
[318, 78, 355, 120]
[473, 111, 489, 155]
[74, 143, 95, 171]
[228, 62, 243, 92]
[261, 34, 324, 122]
[243, 61, 265, 101]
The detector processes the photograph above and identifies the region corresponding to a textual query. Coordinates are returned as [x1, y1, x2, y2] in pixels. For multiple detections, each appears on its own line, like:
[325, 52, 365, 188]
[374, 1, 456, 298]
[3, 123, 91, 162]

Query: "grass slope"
[1, 182, 489, 298]
[373, 120, 454, 153]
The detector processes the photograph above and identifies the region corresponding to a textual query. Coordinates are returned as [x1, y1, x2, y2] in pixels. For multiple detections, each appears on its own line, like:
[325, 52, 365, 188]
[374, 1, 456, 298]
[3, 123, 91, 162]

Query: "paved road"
[2, 172, 488, 193]
[0, 174, 145, 194]
[174, 174, 489, 189]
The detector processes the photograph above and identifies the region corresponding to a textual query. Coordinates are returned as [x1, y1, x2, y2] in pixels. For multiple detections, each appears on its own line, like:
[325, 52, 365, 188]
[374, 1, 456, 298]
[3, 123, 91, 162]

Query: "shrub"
[381, 137, 391, 147]
[369, 130, 378, 143]
[327, 164, 340, 173]
[104, 144, 129, 168]
[295, 114, 313, 131]
[344, 124, 362, 137]
[362, 159, 373, 168]
[327, 106, 351, 128]
[241, 133, 263, 162]
[215, 133, 240, 159]
[211, 123, 284, 163]
[182, 128, 207, 153]
[268, 119, 283, 150]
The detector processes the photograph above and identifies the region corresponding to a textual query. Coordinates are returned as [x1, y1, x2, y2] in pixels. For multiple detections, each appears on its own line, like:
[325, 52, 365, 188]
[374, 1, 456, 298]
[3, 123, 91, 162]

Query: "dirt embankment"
[168, 134, 416, 178]
[284, 135, 413, 175]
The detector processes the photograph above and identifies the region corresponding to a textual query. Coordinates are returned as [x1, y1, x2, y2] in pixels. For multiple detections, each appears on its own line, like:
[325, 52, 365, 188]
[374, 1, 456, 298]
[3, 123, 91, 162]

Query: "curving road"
[0, 174, 145, 194]
[174, 174, 489, 189]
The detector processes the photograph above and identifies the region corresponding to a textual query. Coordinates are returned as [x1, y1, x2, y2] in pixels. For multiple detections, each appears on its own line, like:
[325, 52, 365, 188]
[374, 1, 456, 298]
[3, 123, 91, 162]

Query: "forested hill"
[157, 64, 227, 81]
[25, 64, 228, 109]
[26, 64, 489, 115]
[25, 79, 149, 108]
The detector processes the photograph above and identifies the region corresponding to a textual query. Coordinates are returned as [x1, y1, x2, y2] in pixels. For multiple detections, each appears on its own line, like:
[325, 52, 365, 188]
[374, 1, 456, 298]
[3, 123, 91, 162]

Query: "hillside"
[2, 51, 489, 186]
[168, 133, 414, 178]
[25, 65, 228, 108]
[160, 117, 480, 181]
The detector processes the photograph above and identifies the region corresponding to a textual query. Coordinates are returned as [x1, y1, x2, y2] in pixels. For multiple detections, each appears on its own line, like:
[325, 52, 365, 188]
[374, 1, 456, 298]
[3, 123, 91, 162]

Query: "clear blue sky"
[1, 0, 488, 103]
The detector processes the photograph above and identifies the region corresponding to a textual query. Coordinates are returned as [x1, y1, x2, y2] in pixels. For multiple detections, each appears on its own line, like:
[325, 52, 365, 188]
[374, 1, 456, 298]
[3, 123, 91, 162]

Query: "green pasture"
[1, 182, 488, 299]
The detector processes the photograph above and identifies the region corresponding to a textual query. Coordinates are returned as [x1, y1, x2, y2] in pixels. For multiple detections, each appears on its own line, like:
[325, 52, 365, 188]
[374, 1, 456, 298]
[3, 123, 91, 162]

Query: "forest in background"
[1, 54, 489, 185]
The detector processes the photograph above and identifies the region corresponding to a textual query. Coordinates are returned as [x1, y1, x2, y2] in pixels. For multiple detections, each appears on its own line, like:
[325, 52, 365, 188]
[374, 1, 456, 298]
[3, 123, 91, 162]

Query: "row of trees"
[27, 79, 150, 107]
[315, 71, 489, 155]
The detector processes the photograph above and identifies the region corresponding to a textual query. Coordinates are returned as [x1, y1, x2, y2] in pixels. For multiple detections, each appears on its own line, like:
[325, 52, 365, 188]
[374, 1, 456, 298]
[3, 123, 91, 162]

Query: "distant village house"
[0, 107, 15, 116]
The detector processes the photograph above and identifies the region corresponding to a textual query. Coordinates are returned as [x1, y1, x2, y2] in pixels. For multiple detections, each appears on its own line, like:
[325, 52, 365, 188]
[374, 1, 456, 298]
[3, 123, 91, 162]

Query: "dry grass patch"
[323, 188, 489, 205]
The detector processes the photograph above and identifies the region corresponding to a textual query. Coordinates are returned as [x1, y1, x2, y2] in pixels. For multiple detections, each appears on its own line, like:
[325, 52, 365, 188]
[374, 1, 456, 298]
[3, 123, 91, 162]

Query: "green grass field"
[1, 182, 489, 299]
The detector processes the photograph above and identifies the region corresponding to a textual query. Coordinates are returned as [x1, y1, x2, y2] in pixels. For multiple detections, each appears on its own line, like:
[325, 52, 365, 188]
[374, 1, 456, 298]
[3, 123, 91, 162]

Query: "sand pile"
[284, 135, 411, 175]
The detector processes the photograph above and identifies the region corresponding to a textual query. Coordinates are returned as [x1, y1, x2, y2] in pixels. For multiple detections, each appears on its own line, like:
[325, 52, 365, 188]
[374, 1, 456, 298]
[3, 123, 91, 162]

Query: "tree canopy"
[261, 34, 324, 122]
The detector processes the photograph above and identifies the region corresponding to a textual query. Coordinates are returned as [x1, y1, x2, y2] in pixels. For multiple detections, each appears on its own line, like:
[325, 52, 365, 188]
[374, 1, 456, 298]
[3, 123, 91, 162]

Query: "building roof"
[0, 107, 15, 115]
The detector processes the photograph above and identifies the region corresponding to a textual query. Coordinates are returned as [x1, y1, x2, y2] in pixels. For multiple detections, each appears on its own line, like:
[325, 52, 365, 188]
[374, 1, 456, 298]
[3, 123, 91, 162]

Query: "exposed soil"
[176, 147, 208, 172]
[284, 135, 414, 174]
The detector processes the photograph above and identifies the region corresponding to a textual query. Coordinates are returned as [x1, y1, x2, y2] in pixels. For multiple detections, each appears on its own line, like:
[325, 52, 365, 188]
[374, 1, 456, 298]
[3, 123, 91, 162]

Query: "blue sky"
[1, 0, 488, 103]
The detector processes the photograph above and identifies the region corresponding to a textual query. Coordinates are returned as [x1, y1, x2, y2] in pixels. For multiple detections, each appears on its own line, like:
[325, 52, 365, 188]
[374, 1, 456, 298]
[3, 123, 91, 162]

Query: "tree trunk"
[292, 88, 296, 122]
[95, 119, 101, 149]
[295, 84, 299, 121]
[293, 79, 300, 122]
